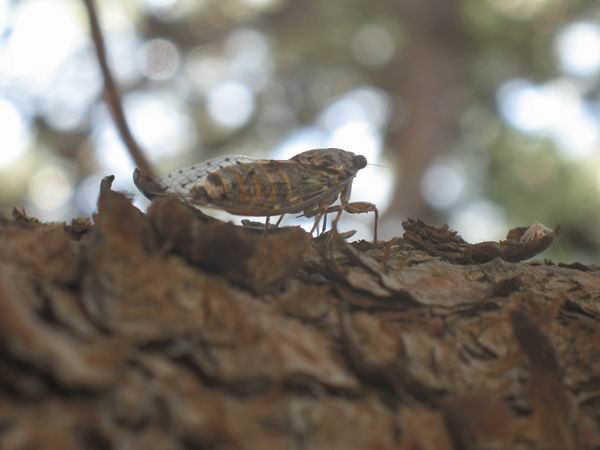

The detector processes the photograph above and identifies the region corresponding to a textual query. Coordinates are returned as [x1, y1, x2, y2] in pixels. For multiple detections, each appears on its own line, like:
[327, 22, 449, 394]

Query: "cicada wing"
[157, 155, 260, 196]
[133, 155, 259, 199]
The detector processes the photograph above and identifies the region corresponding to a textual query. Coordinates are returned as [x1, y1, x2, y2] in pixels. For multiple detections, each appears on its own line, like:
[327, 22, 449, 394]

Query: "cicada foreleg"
[323, 201, 379, 241]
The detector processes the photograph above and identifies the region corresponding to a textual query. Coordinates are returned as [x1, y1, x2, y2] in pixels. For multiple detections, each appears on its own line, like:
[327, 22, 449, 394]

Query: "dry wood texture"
[0, 176, 599, 450]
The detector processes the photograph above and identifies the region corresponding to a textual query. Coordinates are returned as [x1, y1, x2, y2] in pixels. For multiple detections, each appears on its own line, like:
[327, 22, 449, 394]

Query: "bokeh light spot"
[41, 50, 102, 132]
[125, 92, 197, 159]
[28, 165, 73, 211]
[0, 98, 31, 169]
[239, 0, 279, 10]
[138, 38, 180, 81]
[556, 21, 600, 78]
[75, 175, 103, 216]
[450, 200, 507, 243]
[141, 0, 179, 17]
[421, 163, 465, 210]
[319, 86, 392, 131]
[485, 0, 552, 19]
[0, 0, 9, 37]
[225, 29, 272, 92]
[351, 24, 395, 67]
[92, 111, 136, 183]
[207, 81, 255, 129]
[497, 78, 600, 159]
[185, 47, 227, 94]
[327, 121, 382, 163]
[273, 127, 328, 160]
[105, 29, 142, 85]
[497, 79, 553, 133]
[0, 0, 85, 80]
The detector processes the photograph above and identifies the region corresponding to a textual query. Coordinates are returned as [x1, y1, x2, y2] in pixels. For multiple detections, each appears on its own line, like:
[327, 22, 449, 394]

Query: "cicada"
[133, 148, 379, 240]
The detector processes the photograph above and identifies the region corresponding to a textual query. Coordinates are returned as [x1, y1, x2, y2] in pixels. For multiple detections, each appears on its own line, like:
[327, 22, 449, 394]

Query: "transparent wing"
[158, 155, 259, 196]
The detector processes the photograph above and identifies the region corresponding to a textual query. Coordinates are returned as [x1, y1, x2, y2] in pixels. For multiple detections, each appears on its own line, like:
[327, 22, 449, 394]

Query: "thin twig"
[82, 0, 156, 178]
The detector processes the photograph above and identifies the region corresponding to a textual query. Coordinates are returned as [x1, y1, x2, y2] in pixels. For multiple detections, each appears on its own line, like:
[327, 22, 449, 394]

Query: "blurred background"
[1, 0, 599, 261]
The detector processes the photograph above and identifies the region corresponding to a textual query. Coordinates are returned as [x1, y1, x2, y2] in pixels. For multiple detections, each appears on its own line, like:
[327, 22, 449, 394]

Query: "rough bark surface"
[0, 177, 599, 450]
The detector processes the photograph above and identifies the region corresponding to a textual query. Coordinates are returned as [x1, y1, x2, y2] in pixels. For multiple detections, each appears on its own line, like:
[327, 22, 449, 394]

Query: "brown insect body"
[134, 148, 378, 240]
[192, 149, 364, 217]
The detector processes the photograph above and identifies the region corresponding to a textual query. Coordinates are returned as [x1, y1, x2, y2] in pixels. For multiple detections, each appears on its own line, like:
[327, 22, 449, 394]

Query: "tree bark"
[0, 179, 598, 450]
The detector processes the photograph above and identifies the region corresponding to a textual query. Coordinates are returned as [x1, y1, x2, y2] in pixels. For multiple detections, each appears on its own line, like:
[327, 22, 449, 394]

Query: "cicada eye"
[353, 155, 367, 170]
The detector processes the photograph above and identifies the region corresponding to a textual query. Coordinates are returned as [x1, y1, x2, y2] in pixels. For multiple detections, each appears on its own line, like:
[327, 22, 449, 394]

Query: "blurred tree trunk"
[384, 0, 463, 221]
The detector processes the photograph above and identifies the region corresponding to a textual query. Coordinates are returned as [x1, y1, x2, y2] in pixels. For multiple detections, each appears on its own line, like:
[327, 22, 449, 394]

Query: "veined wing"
[188, 159, 353, 216]
[134, 155, 259, 199]
[158, 155, 259, 196]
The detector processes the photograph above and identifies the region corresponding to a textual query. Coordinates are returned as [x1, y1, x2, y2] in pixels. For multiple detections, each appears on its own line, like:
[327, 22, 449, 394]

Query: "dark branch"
[82, 0, 156, 178]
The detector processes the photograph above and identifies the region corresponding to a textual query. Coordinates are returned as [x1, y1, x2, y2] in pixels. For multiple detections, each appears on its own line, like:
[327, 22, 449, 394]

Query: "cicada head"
[291, 148, 367, 177]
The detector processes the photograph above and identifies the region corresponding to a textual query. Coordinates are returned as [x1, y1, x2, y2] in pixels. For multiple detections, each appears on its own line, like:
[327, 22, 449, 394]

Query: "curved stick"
[83, 0, 156, 178]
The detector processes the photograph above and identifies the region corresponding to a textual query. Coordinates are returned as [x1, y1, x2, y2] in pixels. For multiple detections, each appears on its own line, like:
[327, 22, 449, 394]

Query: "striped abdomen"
[190, 161, 305, 215]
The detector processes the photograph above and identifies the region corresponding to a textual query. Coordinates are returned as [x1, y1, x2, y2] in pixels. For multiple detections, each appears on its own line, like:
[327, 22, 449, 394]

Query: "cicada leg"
[309, 213, 324, 236]
[346, 202, 379, 241]
[321, 213, 328, 235]
[274, 215, 285, 228]
[330, 207, 344, 237]
[262, 215, 285, 236]
[262, 216, 271, 236]
[325, 201, 379, 241]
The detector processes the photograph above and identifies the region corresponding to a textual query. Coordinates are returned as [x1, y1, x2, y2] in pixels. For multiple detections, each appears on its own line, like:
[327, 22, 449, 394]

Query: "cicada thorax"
[291, 148, 365, 177]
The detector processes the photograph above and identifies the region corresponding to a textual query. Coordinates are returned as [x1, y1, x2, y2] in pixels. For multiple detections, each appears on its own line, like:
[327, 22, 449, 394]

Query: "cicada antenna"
[367, 163, 390, 169]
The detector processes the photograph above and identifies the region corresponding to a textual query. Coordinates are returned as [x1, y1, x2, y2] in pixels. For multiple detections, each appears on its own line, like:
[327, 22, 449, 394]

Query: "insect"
[133, 148, 379, 240]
